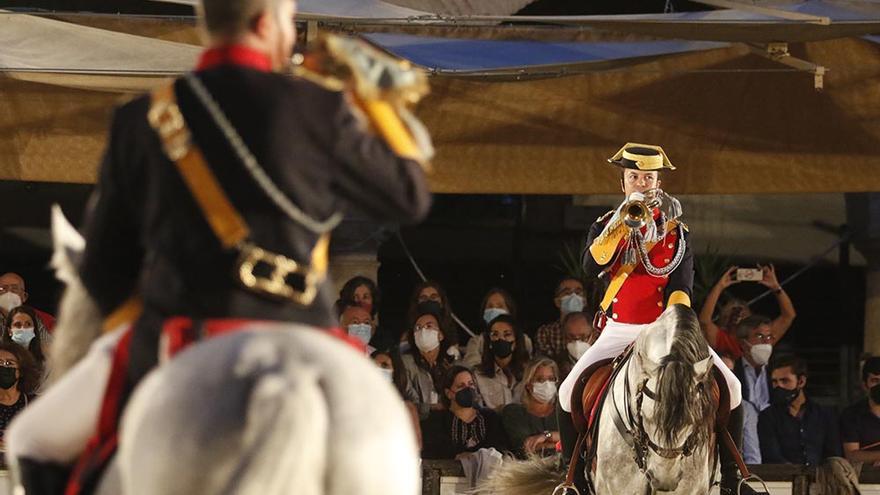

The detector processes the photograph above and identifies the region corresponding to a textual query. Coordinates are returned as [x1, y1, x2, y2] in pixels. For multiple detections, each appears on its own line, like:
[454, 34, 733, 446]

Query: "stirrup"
[552, 482, 581, 495]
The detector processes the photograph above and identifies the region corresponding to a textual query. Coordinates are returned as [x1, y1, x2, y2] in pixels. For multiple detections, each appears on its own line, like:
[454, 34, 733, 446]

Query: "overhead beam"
[746, 42, 827, 90]
[691, 0, 831, 25]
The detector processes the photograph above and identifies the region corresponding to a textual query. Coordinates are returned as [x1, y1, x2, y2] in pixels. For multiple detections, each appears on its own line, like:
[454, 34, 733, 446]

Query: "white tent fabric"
[159, 0, 538, 17]
[0, 12, 198, 91]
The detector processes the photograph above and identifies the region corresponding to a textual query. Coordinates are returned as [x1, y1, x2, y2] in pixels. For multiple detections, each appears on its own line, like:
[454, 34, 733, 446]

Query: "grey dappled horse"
[29, 207, 420, 495]
[478, 305, 716, 495]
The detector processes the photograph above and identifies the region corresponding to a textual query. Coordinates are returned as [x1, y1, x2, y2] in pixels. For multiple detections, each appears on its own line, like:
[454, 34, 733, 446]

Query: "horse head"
[632, 304, 715, 492]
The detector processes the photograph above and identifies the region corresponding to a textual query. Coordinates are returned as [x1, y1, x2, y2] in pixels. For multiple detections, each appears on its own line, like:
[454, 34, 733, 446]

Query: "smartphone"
[734, 268, 763, 282]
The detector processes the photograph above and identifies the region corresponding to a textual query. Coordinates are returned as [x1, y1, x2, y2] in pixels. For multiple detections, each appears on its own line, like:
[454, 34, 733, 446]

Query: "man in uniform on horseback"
[6, 0, 432, 493]
[557, 144, 756, 494]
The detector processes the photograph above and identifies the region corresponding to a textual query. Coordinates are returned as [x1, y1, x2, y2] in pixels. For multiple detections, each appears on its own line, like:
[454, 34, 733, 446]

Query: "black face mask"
[490, 339, 513, 359]
[770, 386, 800, 407]
[455, 387, 476, 409]
[0, 366, 17, 390]
[418, 300, 443, 315]
[870, 384, 880, 405]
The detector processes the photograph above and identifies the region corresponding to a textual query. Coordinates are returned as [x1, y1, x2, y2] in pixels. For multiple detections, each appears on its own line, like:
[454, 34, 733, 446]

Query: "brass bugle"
[623, 199, 651, 229]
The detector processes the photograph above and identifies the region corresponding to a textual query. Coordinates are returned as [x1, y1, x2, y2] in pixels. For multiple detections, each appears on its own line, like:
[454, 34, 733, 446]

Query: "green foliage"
[693, 245, 732, 311]
[555, 240, 603, 311]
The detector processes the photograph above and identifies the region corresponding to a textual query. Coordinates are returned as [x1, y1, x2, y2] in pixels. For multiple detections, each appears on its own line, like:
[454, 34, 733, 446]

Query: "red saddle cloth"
[65, 318, 364, 495]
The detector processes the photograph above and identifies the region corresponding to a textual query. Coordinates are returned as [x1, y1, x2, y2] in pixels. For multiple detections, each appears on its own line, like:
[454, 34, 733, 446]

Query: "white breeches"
[559, 320, 742, 412]
[6, 327, 125, 464]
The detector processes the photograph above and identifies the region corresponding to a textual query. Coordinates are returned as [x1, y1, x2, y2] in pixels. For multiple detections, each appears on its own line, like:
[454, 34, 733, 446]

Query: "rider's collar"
[197, 45, 272, 72]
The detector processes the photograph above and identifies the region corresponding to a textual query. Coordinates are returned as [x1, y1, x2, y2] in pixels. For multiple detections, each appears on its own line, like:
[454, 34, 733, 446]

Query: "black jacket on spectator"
[420, 408, 510, 459]
[79, 64, 431, 383]
[757, 398, 842, 466]
[840, 398, 880, 450]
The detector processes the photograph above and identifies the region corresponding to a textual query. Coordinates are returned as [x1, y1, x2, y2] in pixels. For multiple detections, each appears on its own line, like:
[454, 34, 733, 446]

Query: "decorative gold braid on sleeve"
[589, 219, 629, 265]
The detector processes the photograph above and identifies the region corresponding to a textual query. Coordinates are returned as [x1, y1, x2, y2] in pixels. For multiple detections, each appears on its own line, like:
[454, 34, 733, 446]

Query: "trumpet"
[291, 34, 433, 167]
[622, 189, 663, 229]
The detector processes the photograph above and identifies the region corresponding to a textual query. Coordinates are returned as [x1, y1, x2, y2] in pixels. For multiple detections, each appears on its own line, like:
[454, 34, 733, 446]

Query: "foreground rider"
[7, 0, 432, 492]
[557, 143, 755, 494]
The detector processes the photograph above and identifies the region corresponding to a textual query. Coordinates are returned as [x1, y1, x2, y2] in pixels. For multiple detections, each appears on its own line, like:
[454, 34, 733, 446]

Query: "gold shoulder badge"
[674, 219, 689, 232]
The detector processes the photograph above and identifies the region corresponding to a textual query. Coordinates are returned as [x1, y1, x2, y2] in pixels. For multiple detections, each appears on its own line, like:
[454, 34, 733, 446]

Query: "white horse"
[478, 305, 717, 495]
[7, 207, 420, 495]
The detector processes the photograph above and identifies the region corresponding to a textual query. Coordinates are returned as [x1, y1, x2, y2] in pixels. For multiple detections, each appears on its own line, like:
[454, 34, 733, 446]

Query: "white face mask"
[750, 343, 773, 366]
[346, 323, 373, 346]
[532, 381, 557, 403]
[483, 307, 508, 324]
[0, 293, 22, 313]
[414, 328, 441, 353]
[567, 341, 591, 360]
[560, 294, 585, 315]
[378, 367, 394, 383]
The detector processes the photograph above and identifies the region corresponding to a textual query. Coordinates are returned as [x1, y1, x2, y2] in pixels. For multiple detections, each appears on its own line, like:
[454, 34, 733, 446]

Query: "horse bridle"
[610, 357, 703, 479]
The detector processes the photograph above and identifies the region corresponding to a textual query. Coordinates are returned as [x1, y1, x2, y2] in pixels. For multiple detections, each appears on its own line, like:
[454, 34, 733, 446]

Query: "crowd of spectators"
[337, 264, 880, 475]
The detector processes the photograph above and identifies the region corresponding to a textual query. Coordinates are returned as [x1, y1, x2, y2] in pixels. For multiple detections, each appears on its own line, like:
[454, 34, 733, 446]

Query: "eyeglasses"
[751, 334, 774, 343]
[0, 360, 19, 368]
[415, 325, 438, 332]
[557, 288, 584, 297]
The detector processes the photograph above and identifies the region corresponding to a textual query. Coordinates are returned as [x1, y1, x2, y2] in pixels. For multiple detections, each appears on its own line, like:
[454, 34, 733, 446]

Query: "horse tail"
[472, 454, 565, 495]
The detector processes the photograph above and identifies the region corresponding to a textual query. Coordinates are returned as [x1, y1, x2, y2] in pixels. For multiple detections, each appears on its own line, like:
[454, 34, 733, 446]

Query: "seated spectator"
[554, 311, 594, 381]
[502, 358, 560, 458]
[732, 315, 779, 464]
[401, 308, 455, 420]
[0, 273, 55, 333]
[339, 302, 377, 353]
[699, 264, 795, 360]
[371, 347, 422, 449]
[421, 365, 509, 460]
[536, 277, 585, 358]
[463, 288, 533, 367]
[0, 342, 39, 440]
[841, 357, 880, 465]
[758, 354, 841, 466]
[339, 275, 380, 320]
[474, 315, 527, 411]
[3, 306, 48, 375]
[404, 281, 459, 356]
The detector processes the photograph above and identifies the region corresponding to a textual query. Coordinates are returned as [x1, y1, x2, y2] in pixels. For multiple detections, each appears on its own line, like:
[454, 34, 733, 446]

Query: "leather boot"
[13, 457, 71, 495]
[556, 401, 589, 494]
[719, 405, 766, 495]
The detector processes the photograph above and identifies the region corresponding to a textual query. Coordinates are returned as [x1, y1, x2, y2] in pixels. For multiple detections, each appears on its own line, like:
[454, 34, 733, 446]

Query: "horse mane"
[652, 305, 714, 449]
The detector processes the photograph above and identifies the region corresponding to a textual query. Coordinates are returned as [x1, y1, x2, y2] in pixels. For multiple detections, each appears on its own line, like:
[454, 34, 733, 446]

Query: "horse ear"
[693, 356, 712, 379]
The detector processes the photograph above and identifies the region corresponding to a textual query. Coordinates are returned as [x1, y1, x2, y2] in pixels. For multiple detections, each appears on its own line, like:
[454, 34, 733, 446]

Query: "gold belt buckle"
[236, 242, 321, 306]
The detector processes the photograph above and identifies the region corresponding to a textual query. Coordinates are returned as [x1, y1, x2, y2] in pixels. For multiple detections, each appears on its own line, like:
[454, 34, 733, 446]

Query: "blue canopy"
[364, 33, 728, 76]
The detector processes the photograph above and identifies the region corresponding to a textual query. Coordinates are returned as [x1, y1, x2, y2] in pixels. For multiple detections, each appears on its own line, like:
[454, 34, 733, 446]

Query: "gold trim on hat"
[607, 142, 675, 171]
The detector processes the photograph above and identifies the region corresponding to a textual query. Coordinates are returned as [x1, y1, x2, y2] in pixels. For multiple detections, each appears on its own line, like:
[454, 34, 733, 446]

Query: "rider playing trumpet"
[558, 143, 754, 494]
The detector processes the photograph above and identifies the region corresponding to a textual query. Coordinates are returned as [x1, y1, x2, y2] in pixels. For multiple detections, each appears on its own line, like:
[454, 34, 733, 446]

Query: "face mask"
[0, 366, 17, 390]
[0, 293, 22, 313]
[560, 294, 585, 315]
[378, 367, 394, 383]
[11, 327, 35, 348]
[532, 381, 557, 403]
[346, 323, 372, 346]
[490, 339, 513, 359]
[418, 300, 443, 315]
[414, 328, 441, 353]
[455, 387, 476, 408]
[749, 343, 773, 366]
[870, 384, 880, 405]
[770, 386, 800, 407]
[483, 307, 508, 325]
[567, 341, 591, 360]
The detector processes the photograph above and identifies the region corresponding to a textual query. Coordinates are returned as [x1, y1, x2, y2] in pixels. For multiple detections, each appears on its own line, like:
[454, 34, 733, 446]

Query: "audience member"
[536, 277, 586, 358]
[758, 355, 841, 466]
[0, 273, 55, 332]
[463, 288, 533, 367]
[2, 307, 47, 373]
[401, 308, 455, 419]
[0, 342, 39, 441]
[554, 311, 594, 381]
[732, 315, 777, 464]
[339, 276, 380, 319]
[699, 264, 795, 360]
[371, 347, 422, 449]
[421, 366, 509, 460]
[339, 302, 377, 353]
[501, 358, 560, 458]
[405, 281, 459, 352]
[474, 315, 528, 410]
[840, 357, 880, 465]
